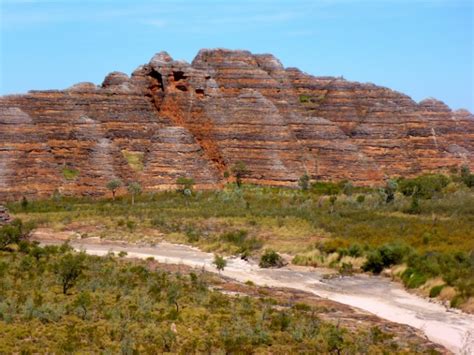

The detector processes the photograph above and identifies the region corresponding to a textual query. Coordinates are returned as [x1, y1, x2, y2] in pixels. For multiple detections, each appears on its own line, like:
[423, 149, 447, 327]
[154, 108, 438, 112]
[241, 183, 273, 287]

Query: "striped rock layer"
[0, 49, 473, 199]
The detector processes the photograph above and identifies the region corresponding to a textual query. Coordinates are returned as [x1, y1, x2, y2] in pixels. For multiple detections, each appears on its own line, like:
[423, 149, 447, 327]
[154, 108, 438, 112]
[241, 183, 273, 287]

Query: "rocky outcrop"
[0, 49, 473, 199]
[0, 206, 11, 224]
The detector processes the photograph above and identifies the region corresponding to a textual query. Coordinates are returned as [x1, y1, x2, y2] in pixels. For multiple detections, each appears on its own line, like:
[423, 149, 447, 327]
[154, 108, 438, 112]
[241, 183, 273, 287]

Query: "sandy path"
[41, 239, 474, 354]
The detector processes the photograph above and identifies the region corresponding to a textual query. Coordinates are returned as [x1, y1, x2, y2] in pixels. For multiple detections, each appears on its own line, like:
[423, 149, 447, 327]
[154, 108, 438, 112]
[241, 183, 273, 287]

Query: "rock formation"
[0, 49, 473, 200]
[0, 206, 11, 224]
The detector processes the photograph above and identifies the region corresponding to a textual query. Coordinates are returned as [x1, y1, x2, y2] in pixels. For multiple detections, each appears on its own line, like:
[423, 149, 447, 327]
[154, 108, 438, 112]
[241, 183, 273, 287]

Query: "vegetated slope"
[1, 49, 473, 200]
[9, 171, 474, 311]
[0, 241, 446, 353]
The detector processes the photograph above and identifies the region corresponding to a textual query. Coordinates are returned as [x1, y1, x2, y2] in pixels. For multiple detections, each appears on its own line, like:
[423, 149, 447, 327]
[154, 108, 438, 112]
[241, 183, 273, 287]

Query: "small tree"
[167, 282, 181, 313]
[21, 196, 29, 210]
[406, 195, 421, 214]
[329, 195, 337, 213]
[106, 179, 122, 200]
[384, 179, 398, 203]
[176, 177, 195, 194]
[127, 182, 142, 205]
[327, 325, 345, 355]
[73, 291, 92, 319]
[461, 165, 470, 180]
[460, 165, 474, 188]
[0, 219, 33, 250]
[231, 161, 249, 188]
[54, 252, 86, 295]
[298, 173, 310, 190]
[213, 254, 227, 273]
[342, 181, 354, 196]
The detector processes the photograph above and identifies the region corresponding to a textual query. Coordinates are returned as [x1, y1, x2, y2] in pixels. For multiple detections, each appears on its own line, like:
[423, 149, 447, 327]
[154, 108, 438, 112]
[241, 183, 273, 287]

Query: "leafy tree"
[176, 177, 195, 194]
[298, 173, 310, 190]
[213, 254, 227, 273]
[0, 219, 33, 250]
[106, 179, 122, 200]
[54, 252, 86, 294]
[127, 182, 142, 205]
[231, 161, 249, 188]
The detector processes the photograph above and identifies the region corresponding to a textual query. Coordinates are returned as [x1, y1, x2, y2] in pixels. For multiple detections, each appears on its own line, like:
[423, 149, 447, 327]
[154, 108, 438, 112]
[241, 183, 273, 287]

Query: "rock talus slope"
[0, 49, 473, 199]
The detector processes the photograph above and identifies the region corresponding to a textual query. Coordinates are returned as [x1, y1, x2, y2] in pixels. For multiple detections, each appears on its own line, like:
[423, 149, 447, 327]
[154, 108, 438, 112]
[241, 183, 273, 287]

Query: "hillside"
[0, 49, 473, 200]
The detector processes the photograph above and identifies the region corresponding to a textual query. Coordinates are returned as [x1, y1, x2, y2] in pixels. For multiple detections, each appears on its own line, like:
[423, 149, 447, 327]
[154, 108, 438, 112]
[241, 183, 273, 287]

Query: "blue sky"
[1, 0, 473, 111]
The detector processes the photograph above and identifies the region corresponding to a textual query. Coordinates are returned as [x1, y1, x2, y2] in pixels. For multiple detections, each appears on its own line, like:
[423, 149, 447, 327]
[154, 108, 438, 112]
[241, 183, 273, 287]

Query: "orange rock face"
[0, 49, 473, 199]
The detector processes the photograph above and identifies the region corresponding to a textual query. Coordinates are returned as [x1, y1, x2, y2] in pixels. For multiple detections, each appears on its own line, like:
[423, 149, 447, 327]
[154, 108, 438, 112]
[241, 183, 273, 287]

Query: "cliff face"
[0, 49, 473, 199]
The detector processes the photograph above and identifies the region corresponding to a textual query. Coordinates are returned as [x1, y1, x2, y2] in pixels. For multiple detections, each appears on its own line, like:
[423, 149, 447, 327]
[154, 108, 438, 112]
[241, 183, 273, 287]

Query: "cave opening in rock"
[195, 88, 205, 95]
[176, 84, 188, 92]
[173, 71, 186, 81]
[149, 69, 165, 91]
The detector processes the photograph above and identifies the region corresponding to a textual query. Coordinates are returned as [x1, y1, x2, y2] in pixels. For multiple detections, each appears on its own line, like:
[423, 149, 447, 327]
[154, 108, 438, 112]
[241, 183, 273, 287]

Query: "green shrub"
[362, 251, 385, 274]
[311, 181, 341, 195]
[0, 219, 34, 250]
[176, 177, 195, 193]
[384, 180, 398, 203]
[337, 247, 349, 258]
[401, 268, 427, 288]
[220, 230, 262, 254]
[126, 220, 136, 231]
[429, 285, 444, 298]
[319, 239, 349, 254]
[463, 174, 474, 188]
[185, 227, 201, 242]
[122, 150, 144, 171]
[404, 196, 421, 214]
[259, 250, 284, 268]
[213, 254, 227, 272]
[461, 165, 474, 188]
[348, 244, 363, 257]
[62, 167, 79, 180]
[298, 173, 310, 190]
[299, 94, 312, 103]
[339, 262, 354, 275]
[342, 181, 354, 196]
[398, 174, 449, 199]
[221, 230, 248, 245]
[450, 294, 465, 308]
[378, 244, 407, 266]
